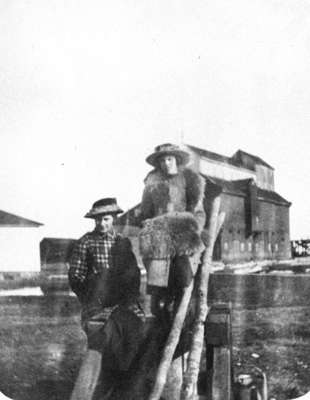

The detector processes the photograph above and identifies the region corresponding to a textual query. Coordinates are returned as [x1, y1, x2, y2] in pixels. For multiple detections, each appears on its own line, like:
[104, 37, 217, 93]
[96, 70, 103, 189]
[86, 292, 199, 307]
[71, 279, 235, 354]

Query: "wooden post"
[148, 281, 194, 400]
[181, 194, 223, 400]
[69, 349, 102, 400]
[205, 303, 233, 400]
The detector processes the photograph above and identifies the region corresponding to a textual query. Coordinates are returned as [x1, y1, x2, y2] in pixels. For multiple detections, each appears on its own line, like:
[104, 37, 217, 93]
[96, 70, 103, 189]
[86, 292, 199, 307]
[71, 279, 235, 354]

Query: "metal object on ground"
[237, 374, 253, 386]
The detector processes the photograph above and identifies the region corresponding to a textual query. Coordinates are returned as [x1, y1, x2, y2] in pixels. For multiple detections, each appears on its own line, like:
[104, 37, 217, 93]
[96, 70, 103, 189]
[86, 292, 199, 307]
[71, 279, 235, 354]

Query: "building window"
[268, 243, 271, 252]
[224, 242, 229, 251]
[275, 243, 279, 252]
[248, 242, 252, 252]
[233, 240, 239, 252]
[240, 242, 245, 252]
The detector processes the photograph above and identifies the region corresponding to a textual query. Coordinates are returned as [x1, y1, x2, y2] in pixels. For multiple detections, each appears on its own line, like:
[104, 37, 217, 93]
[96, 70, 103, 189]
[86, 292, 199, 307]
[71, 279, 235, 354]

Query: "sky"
[1, 0, 310, 240]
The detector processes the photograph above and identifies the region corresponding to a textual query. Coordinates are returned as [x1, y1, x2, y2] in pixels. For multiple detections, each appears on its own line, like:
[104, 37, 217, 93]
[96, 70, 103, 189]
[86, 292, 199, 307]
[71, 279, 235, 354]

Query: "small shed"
[0, 209, 43, 272]
[39, 237, 76, 294]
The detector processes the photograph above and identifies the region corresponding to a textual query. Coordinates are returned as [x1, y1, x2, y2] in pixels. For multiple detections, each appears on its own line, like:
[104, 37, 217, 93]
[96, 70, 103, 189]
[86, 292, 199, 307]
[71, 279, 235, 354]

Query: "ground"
[233, 306, 310, 399]
[0, 296, 309, 400]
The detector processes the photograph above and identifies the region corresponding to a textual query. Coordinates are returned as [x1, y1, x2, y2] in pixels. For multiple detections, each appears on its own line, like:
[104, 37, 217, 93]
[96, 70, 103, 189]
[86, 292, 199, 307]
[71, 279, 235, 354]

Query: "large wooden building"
[118, 144, 291, 264]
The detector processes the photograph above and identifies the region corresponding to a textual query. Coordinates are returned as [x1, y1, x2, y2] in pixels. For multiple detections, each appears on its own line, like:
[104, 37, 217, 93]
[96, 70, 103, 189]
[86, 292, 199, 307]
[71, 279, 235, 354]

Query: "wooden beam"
[69, 349, 102, 400]
[181, 195, 223, 400]
[147, 281, 194, 400]
[212, 347, 232, 400]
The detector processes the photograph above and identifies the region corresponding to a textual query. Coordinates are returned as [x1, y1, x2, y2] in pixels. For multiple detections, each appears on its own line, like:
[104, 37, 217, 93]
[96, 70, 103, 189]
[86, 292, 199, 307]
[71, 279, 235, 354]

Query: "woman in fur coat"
[139, 143, 206, 315]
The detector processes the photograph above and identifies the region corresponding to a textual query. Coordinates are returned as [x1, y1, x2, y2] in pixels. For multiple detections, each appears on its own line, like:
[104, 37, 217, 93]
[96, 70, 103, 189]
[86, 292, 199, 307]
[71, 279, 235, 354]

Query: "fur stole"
[139, 211, 205, 259]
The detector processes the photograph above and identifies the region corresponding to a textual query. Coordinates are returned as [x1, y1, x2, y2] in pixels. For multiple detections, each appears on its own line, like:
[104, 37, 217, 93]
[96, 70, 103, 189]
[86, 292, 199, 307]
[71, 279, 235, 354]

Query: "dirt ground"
[0, 296, 309, 400]
[233, 306, 310, 399]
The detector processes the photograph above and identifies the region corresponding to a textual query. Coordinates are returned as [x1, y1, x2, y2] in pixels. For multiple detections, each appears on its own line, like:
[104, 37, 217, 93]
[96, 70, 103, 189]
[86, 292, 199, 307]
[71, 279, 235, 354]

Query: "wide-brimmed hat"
[146, 143, 190, 167]
[84, 198, 123, 219]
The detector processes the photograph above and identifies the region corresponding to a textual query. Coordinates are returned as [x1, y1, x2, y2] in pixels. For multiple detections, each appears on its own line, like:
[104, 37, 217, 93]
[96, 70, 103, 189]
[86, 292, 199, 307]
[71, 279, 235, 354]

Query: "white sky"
[1, 0, 310, 240]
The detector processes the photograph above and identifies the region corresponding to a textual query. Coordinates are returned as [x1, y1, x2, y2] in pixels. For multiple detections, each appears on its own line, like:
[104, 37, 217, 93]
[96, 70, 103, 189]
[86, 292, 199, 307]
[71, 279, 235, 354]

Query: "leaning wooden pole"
[70, 349, 102, 400]
[148, 280, 194, 400]
[181, 194, 223, 400]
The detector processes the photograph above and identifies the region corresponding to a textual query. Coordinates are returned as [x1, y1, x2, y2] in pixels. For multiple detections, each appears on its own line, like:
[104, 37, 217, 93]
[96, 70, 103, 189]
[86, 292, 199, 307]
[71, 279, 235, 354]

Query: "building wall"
[187, 147, 275, 191]
[218, 193, 253, 264]
[199, 157, 255, 182]
[187, 149, 200, 171]
[0, 228, 41, 271]
[186, 148, 256, 182]
[258, 201, 291, 260]
[255, 165, 275, 191]
[217, 193, 291, 263]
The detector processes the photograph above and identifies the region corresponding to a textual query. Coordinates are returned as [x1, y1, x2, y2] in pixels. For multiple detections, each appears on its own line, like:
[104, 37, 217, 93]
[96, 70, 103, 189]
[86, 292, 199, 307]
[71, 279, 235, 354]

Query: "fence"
[291, 239, 310, 258]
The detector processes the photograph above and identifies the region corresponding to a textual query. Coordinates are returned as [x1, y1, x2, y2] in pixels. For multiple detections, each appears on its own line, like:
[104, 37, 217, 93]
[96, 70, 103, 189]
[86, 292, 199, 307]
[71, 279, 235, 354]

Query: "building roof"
[0, 210, 43, 227]
[202, 175, 290, 206]
[257, 188, 291, 206]
[187, 144, 273, 170]
[204, 176, 252, 197]
[186, 144, 232, 165]
[231, 149, 274, 170]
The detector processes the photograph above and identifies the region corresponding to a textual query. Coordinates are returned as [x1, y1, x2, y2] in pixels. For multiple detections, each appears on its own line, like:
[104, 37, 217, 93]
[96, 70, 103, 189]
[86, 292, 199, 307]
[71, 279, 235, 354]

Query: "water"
[0, 287, 76, 296]
[0, 287, 44, 296]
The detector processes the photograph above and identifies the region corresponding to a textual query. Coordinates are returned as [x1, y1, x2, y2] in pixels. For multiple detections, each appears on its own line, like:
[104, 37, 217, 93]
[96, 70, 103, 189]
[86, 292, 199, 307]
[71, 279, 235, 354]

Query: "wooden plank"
[212, 347, 232, 400]
[181, 195, 223, 400]
[203, 303, 233, 400]
[205, 303, 232, 347]
[69, 349, 102, 400]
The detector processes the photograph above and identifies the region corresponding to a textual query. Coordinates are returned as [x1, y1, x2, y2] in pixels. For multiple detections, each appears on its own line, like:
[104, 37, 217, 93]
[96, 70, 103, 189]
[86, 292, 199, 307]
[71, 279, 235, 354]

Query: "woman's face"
[159, 155, 178, 175]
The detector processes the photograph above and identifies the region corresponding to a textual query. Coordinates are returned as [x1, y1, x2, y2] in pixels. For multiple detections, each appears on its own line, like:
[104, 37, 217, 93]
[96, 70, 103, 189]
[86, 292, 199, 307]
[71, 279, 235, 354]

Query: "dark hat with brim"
[146, 143, 190, 167]
[84, 198, 123, 219]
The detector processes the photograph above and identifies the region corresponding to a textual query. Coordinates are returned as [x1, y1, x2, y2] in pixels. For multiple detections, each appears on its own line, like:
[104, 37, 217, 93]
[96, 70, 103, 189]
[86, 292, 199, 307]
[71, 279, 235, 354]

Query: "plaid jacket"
[69, 229, 141, 323]
[70, 230, 117, 280]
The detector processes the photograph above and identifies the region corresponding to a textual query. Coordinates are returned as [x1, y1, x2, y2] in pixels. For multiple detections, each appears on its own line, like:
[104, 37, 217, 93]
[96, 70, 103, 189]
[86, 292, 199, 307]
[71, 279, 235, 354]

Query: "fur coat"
[139, 167, 206, 259]
[141, 167, 206, 230]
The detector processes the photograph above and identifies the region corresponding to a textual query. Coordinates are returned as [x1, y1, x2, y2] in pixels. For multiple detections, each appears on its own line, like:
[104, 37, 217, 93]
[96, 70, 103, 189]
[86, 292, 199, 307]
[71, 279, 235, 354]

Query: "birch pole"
[70, 349, 102, 400]
[181, 194, 224, 400]
[148, 280, 194, 400]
